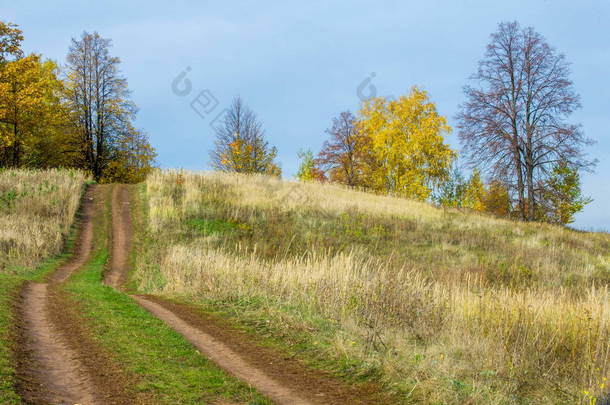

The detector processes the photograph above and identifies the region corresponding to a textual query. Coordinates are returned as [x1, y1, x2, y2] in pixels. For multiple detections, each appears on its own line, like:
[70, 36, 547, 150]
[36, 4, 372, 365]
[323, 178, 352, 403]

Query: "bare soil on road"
[14, 185, 143, 405]
[134, 296, 390, 405]
[105, 184, 131, 289]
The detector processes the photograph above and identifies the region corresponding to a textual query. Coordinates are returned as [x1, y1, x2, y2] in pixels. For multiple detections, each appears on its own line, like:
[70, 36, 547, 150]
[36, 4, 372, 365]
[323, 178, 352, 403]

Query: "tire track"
[16, 186, 99, 405]
[105, 184, 131, 289]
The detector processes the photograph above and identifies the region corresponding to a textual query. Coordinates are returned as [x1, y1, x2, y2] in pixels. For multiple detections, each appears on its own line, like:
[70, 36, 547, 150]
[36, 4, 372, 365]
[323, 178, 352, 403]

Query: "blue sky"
[4, 0, 609, 230]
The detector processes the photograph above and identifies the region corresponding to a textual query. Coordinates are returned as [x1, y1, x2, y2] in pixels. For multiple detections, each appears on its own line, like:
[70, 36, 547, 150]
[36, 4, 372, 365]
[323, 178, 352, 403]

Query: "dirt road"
[14, 184, 387, 405]
[16, 186, 98, 404]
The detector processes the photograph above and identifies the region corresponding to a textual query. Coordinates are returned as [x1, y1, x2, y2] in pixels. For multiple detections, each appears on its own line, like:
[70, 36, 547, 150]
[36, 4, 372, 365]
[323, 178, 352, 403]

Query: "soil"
[105, 184, 131, 289]
[111, 187, 392, 405]
[14, 185, 147, 405]
[134, 296, 392, 405]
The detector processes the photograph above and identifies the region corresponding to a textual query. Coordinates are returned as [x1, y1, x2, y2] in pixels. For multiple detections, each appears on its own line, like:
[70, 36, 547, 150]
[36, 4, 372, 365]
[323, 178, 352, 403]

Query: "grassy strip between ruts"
[61, 185, 271, 405]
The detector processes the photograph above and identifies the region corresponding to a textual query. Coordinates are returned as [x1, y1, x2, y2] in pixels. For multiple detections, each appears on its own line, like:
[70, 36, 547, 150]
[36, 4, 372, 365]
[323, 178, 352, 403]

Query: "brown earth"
[14, 185, 145, 405]
[134, 296, 393, 405]
[105, 184, 131, 289]
[14, 182, 392, 405]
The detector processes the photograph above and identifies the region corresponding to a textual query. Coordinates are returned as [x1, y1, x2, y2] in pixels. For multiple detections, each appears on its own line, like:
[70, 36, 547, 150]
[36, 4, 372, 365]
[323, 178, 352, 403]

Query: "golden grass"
[136, 170, 610, 404]
[0, 168, 88, 272]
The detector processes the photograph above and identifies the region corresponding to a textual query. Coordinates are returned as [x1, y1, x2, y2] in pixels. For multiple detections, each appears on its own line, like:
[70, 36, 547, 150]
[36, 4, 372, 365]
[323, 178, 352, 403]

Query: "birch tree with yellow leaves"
[357, 87, 456, 200]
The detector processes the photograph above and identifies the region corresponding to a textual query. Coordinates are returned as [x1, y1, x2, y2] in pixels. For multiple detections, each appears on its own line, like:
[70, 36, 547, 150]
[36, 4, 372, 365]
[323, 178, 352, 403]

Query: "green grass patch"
[186, 217, 238, 235]
[63, 247, 271, 405]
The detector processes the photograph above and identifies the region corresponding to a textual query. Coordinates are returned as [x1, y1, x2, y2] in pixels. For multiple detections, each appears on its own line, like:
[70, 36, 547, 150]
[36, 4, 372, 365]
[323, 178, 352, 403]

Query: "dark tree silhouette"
[457, 21, 595, 221]
[316, 111, 364, 187]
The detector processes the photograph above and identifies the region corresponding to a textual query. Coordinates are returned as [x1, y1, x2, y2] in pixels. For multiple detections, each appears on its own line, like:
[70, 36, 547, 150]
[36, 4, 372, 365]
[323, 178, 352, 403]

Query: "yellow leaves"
[357, 86, 456, 200]
[463, 169, 486, 212]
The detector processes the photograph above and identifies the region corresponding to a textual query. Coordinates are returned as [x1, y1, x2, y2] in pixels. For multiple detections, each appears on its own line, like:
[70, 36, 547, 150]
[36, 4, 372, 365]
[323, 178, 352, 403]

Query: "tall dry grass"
[136, 170, 610, 404]
[0, 168, 88, 272]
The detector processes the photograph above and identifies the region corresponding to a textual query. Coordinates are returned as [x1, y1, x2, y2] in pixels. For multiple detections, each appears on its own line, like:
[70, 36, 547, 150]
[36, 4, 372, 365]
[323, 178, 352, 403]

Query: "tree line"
[2, 20, 593, 224]
[213, 22, 593, 225]
[0, 21, 156, 182]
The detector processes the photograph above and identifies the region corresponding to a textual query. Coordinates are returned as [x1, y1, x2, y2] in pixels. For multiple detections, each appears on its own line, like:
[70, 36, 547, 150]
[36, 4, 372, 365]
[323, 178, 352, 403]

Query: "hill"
[133, 170, 610, 404]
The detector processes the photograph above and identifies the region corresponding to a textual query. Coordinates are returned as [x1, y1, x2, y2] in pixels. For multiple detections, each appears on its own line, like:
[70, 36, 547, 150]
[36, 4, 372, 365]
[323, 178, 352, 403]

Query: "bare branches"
[65, 31, 137, 181]
[316, 111, 363, 187]
[210, 96, 280, 176]
[457, 21, 595, 221]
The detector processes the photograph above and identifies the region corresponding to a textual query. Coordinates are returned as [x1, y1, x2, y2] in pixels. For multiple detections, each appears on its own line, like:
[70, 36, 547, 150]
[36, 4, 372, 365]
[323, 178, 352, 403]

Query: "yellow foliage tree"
[102, 126, 157, 183]
[483, 180, 512, 217]
[0, 54, 73, 168]
[357, 87, 456, 200]
[463, 169, 486, 211]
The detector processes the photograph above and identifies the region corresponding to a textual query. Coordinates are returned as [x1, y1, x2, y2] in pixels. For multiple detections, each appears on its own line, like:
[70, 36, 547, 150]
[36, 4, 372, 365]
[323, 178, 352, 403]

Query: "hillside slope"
[133, 170, 610, 404]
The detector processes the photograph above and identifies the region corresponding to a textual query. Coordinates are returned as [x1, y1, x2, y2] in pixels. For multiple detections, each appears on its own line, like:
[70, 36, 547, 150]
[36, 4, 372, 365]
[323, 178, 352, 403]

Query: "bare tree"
[65, 32, 135, 181]
[316, 111, 363, 187]
[457, 21, 594, 220]
[210, 96, 280, 175]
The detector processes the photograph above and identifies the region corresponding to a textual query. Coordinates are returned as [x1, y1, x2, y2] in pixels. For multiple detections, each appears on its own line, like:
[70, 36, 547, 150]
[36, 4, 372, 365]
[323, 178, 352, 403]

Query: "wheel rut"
[16, 186, 99, 405]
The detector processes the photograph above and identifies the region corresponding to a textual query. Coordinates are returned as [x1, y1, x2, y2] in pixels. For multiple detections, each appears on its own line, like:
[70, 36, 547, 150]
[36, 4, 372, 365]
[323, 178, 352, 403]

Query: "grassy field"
[0, 169, 88, 272]
[133, 170, 610, 404]
[0, 169, 88, 404]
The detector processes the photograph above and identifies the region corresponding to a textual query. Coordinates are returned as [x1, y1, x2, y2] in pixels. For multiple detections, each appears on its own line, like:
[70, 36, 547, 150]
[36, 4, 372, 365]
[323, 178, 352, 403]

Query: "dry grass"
[0, 168, 89, 272]
[135, 170, 610, 404]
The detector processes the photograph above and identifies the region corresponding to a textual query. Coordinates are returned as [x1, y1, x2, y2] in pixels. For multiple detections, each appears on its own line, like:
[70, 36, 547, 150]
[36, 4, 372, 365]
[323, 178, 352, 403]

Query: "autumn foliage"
[0, 21, 155, 182]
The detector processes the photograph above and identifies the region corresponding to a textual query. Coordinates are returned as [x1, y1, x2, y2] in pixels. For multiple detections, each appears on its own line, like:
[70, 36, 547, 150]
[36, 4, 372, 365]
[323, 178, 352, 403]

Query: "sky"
[3, 0, 609, 231]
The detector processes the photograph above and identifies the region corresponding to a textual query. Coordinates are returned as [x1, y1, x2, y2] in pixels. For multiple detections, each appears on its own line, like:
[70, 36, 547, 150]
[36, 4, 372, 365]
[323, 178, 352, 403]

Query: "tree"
[483, 180, 512, 217]
[457, 21, 594, 221]
[102, 126, 157, 183]
[296, 149, 325, 182]
[0, 21, 23, 63]
[64, 31, 139, 181]
[358, 87, 456, 200]
[210, 96, 281, 176]
[541, 163, 591, 224]
[462, 169, 486, 211]
[0, 55, 70, 168]
[436, 164, 467, 208]
[316, 111, 365, 186]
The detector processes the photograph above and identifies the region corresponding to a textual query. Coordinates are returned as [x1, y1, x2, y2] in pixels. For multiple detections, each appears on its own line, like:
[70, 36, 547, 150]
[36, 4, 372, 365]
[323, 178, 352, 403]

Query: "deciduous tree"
[210, 96, 281, 176]
[64, 31, 140, 181]
[358, 87, 456, 200]
[463, 169, 486, 211]
[316, 111, 365, 186]
[0, 55, 70, 167]
[540, 163, 590, 224]
[457, 21, 594, 221]
[483, 180, 512, 217]
[296, 149, 325, 182]
[102, 126, 157, 183]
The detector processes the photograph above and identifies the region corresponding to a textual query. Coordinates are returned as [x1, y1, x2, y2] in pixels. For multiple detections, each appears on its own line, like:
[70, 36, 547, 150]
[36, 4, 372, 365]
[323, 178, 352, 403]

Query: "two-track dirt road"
[15, 184, 388, 405]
